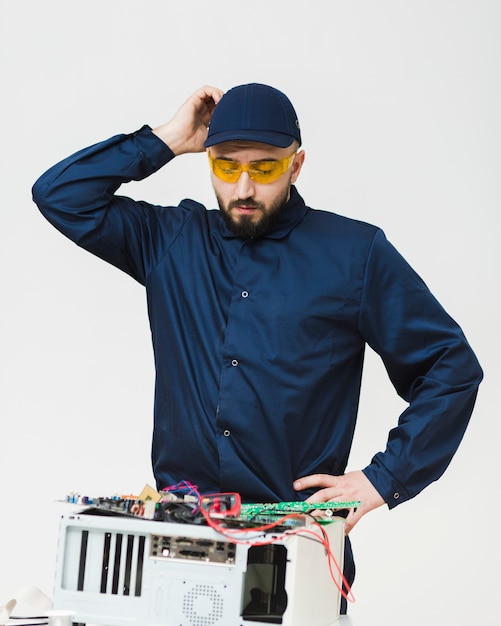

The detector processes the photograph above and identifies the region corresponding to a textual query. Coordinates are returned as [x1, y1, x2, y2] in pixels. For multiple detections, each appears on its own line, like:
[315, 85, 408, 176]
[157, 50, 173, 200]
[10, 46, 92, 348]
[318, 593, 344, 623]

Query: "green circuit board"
[240, 500, 361, 518]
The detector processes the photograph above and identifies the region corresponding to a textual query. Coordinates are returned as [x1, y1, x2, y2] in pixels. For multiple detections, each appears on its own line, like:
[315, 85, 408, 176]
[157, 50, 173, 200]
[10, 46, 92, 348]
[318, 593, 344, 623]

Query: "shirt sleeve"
[358, 229, 483, 508]
[32, 125, 182, 285]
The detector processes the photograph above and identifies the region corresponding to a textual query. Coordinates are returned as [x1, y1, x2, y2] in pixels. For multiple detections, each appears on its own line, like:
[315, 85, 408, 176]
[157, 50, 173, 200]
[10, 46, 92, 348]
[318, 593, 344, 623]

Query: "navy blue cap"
[204, 83, 301, 148]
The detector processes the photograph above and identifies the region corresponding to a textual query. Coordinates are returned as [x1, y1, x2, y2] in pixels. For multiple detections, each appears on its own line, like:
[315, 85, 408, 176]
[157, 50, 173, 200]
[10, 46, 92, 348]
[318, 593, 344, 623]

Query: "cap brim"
[204, 129, 297, 149]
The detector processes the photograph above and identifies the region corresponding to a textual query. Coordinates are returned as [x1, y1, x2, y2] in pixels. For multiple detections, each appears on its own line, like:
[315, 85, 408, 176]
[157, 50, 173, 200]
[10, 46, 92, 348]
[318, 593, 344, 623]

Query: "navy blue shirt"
[32, 126, 482, 506]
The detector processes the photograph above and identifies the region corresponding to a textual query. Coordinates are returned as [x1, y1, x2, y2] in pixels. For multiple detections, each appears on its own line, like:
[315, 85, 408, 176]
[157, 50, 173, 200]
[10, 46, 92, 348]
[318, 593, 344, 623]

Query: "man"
[32, 83, 482, 612]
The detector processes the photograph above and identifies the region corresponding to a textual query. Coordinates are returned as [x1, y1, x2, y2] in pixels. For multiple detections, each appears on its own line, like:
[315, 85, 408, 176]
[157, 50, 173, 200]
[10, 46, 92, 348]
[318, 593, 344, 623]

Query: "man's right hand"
[152, 85, 224, 156]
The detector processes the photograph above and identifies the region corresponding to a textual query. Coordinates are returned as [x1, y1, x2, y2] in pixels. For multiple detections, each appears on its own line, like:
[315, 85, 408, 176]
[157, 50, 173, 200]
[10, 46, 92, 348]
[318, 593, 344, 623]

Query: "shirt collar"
[218, 186, 308, 240]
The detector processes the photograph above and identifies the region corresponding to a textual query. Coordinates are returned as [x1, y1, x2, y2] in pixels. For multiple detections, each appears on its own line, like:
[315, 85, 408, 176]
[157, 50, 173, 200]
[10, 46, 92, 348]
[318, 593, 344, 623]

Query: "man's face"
[208, 141, 304, 238]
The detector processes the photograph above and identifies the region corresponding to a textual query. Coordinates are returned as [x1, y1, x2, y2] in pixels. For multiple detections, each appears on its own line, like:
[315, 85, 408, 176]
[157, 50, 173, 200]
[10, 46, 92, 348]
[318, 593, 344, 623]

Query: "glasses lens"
[211, 158, 242, 183]
[248, 160, 283, 183]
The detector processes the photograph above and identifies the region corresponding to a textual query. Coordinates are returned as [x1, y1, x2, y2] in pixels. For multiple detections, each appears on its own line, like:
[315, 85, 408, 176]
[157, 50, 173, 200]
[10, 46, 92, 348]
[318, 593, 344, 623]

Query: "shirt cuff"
[362, 455, 411, 509]
[129, 125, 176, 172]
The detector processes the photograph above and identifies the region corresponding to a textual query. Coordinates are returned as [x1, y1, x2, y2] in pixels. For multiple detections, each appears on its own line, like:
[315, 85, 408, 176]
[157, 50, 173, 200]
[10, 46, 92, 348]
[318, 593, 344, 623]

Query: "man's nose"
[235, 171, 255, 199]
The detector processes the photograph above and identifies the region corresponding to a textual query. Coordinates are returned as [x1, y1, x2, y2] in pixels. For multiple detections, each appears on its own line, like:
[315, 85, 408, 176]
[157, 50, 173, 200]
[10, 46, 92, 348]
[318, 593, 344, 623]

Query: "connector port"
[149, 534, 236, 565]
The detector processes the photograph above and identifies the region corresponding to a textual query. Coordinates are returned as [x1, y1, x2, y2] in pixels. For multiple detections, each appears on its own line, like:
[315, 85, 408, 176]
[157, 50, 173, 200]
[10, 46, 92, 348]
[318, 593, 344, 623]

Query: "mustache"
[228, 199, 265, 211]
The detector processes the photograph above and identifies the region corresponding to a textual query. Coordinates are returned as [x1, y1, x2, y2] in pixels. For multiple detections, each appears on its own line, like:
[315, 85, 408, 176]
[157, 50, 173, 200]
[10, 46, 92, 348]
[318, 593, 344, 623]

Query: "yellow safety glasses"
[208, 151, 296, 184]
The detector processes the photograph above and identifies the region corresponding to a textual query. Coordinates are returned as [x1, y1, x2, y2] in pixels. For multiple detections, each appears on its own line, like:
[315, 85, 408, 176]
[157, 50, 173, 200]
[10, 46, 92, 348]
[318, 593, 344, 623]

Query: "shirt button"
[231, 359, 239, 367]
[393, 493, 400, 500]
[241, 290, 249, 298]
[223, 429, 231, 437]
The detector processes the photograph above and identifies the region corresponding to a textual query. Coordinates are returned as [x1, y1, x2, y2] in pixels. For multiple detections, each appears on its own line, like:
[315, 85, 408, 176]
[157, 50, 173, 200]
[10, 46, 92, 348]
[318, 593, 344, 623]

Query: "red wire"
[161, 489, 355, 604]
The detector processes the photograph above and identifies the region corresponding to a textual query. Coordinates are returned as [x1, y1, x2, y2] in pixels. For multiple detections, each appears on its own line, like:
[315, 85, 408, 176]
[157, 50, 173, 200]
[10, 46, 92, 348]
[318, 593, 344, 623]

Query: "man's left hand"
[293, 471, 385, 534]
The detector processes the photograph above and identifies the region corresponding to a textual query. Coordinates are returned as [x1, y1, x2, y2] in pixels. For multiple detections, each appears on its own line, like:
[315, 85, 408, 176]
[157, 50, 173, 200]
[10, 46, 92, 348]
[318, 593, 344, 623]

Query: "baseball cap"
[204, 83, 301, 148]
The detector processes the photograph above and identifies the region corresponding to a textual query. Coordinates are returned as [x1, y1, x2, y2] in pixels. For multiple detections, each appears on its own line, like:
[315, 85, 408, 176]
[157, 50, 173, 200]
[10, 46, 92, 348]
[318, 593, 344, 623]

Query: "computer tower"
[53, 512, 345, 626]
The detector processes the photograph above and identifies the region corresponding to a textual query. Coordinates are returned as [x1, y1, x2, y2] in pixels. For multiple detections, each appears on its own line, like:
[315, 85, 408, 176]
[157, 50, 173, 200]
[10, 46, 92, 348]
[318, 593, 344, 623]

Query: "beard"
[216, 186, 290, 239]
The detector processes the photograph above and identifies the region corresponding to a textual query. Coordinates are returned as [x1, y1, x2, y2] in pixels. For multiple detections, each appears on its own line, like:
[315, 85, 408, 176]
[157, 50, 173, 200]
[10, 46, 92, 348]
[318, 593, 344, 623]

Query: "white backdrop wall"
[1, 1, 499, 624]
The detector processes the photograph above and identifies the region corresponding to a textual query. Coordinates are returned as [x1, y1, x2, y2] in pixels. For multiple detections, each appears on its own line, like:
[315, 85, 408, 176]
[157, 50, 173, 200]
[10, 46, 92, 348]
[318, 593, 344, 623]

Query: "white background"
[1, 1, 500, 624]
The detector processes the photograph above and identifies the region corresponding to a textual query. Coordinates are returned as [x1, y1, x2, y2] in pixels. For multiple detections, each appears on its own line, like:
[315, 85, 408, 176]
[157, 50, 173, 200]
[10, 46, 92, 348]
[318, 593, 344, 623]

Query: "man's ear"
[291, 150, 305, 184]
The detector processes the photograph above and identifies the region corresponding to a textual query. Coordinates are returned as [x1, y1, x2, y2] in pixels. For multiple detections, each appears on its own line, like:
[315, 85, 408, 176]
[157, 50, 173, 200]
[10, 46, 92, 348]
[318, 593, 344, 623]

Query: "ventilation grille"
[182, 584, 224, 626]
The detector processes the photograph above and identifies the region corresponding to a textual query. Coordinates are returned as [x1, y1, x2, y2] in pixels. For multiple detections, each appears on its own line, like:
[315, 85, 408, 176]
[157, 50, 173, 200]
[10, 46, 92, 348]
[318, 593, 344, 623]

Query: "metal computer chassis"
[53, 512, 345, 626]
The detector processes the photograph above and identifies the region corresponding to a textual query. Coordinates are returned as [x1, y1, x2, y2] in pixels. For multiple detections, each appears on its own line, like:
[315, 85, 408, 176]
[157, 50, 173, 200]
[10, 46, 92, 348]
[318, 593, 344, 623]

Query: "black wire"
[160, 501, 205, 524]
